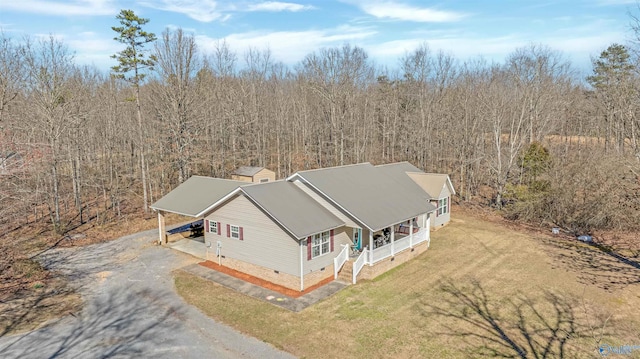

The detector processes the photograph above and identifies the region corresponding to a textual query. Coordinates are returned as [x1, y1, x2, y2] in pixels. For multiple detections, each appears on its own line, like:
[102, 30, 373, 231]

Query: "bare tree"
[153, 28, 202, 183]
[21, 36, 77, 231]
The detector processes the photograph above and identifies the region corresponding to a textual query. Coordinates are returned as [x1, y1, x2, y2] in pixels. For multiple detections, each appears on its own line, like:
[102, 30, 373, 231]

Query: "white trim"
[150, 206, 199, 218]
[445, 176, 456, 195]
[230, 224, 240, 239]
[291, 174, 373, 231]
[195, 187, 244, 218]
[240, 188, 344, 240]
[310, 231, 331, 259]
[299, 239, 304, 291]
[208, 220, 218, 234]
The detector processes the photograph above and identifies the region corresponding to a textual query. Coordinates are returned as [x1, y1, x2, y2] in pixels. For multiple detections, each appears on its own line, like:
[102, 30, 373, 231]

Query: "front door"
[353, 228, 362, 250]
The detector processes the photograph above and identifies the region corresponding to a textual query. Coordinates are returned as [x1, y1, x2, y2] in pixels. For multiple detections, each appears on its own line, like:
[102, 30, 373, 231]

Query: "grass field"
[174, 209, 640, 358]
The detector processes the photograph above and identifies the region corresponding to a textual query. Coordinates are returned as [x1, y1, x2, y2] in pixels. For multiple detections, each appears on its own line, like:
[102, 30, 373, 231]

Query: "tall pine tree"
[111, 9, 157, 212]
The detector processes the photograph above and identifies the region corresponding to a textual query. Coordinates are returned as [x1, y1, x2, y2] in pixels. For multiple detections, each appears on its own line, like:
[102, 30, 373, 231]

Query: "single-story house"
[231, 166, 276, 183]
[151, 162, 454, 292]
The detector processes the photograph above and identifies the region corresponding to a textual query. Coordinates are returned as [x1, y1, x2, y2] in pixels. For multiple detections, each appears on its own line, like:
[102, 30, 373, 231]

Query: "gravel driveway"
[0, 229, 295, 359]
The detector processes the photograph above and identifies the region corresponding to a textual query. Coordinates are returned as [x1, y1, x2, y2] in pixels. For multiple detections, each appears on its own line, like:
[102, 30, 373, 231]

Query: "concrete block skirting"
[206, 253, 335, 291]
[358, 241, 429, 281]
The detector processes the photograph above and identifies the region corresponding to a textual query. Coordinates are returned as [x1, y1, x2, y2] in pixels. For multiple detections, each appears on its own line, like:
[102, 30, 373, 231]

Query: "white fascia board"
[149, 206, 199, 218]
[239, 188, 302, 240]
[294, 174, 373, 232]
[446, 176, 456, 195]
[195, 187, 243, 218]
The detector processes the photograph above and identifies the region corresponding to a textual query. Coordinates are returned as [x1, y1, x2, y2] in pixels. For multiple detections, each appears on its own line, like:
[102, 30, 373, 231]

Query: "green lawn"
[174, 210, 640, 358]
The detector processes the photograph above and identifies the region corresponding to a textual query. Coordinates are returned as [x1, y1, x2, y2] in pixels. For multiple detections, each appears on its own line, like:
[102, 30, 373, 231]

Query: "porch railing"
[412, 229, 428, 246]
[333, 244, 349, 279]
[368, 228, 429, 265]
[394, 235, 411, 253]
[352, 246, 367, 284]
[352, 229, 430, 284]
[371, 243, 393, 263]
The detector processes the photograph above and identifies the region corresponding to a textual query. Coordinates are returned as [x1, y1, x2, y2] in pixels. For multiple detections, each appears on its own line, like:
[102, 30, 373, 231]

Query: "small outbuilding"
[231, 166, 276, 183]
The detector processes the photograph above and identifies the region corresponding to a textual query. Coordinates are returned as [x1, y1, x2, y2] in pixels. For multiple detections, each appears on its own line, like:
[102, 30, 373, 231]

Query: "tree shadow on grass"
[419, 279, 611, 358]
[539, 237, 640, 291]
[0, 286, 182, 358]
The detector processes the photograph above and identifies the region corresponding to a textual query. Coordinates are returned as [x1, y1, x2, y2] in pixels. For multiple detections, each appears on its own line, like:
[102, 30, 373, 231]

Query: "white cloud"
[366, 27, 624, 71]
[196, 26, 377, 64]
[2, 0, 116, 16]
[55, 31, 123, 70]
[140, 0, 226, 22]
[247, 1, 314, 12]
[351, 1, 466, 23]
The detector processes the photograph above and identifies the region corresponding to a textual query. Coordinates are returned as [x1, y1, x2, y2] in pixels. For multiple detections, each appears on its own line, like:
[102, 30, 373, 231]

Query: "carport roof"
[151, 176, 245, 217]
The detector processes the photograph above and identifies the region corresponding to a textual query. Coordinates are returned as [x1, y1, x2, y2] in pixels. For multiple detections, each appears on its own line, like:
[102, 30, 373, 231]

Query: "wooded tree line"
[2, 10, 640, 236]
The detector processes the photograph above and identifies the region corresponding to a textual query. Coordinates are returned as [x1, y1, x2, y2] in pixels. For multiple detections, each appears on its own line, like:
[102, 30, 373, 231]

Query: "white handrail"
[352, 245, 368, 284]
[334, 244, 349, 279]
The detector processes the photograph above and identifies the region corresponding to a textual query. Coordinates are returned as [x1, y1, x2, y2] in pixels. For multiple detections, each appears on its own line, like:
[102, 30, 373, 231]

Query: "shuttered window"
[310, 230, 333, 259]
[208, 220, 217, 234]
[229, 225, 243, 240]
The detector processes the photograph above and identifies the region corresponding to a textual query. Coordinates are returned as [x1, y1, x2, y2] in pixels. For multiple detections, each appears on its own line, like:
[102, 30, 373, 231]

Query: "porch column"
[390, 226, 395, 256]
[369, 231, 374, 266]
[157, 211, 166, 244]
[299, 239, 304, 291]
[409, 220, 413, 247]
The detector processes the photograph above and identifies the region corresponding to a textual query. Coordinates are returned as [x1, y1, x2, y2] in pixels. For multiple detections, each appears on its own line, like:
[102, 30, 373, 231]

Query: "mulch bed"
[199, 260, 333, 298]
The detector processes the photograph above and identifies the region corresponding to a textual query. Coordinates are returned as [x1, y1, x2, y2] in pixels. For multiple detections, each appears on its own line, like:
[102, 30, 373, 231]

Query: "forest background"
[2, 8, 640, 267]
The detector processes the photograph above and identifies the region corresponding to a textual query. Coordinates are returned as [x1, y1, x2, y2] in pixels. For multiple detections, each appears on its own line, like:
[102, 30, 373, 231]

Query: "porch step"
[337, 261, 354, 283]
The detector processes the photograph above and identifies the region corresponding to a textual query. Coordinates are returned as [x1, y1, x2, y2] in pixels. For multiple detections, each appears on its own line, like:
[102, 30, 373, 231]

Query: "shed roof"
[242, 181, 343, 239]
[150, 176, 244, 217]
[294, 163, 435, 231]
[407, 173, 456, 199]
[233, 166, 266, 177]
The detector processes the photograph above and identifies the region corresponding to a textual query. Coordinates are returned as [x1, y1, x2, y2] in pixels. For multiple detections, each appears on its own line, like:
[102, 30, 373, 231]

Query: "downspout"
[299, 239, 304, 291]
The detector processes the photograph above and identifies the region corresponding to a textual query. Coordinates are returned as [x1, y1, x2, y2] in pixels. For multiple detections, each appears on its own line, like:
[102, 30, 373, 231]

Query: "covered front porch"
[333, 214, 431, 284]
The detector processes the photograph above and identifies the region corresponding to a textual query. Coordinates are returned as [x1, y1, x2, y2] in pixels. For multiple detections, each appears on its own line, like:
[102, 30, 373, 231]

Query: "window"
[438, 197, 449, 216]
[259, 178, 269, 183]
[311, 231, 330, 258]
[230, 225, 240, 239]
[208, 221, 217, 234]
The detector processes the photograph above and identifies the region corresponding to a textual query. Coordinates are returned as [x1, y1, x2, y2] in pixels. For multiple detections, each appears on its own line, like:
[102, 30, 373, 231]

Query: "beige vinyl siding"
[204, 194, 300, 276]
[293, 180, 361, 229]
[252, 169, 276, 183]
[431, 183, 451, 228]
[303, 226, 351, 272]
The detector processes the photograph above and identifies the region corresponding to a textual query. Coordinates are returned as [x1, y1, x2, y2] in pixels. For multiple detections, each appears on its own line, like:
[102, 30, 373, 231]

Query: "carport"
[150, 176, 245, 245]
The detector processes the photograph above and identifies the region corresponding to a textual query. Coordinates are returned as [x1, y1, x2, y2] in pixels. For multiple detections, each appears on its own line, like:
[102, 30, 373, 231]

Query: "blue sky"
[0, 0, 636, 74]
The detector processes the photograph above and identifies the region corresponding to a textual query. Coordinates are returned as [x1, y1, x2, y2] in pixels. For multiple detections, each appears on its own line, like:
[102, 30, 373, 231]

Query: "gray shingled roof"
[241, 181, 343, 239]
[296, 163, 435, 231]
[407, 173, 455, 199]
[151, 176, 244, 217]
[233, 166, 264, 177]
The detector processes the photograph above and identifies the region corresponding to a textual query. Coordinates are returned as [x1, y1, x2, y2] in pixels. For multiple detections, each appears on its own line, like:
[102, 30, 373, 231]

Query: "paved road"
[0, 229, 296, 359]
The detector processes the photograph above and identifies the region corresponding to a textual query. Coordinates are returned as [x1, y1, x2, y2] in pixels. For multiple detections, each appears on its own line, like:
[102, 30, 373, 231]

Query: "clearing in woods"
[174, 208, 640, 358]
